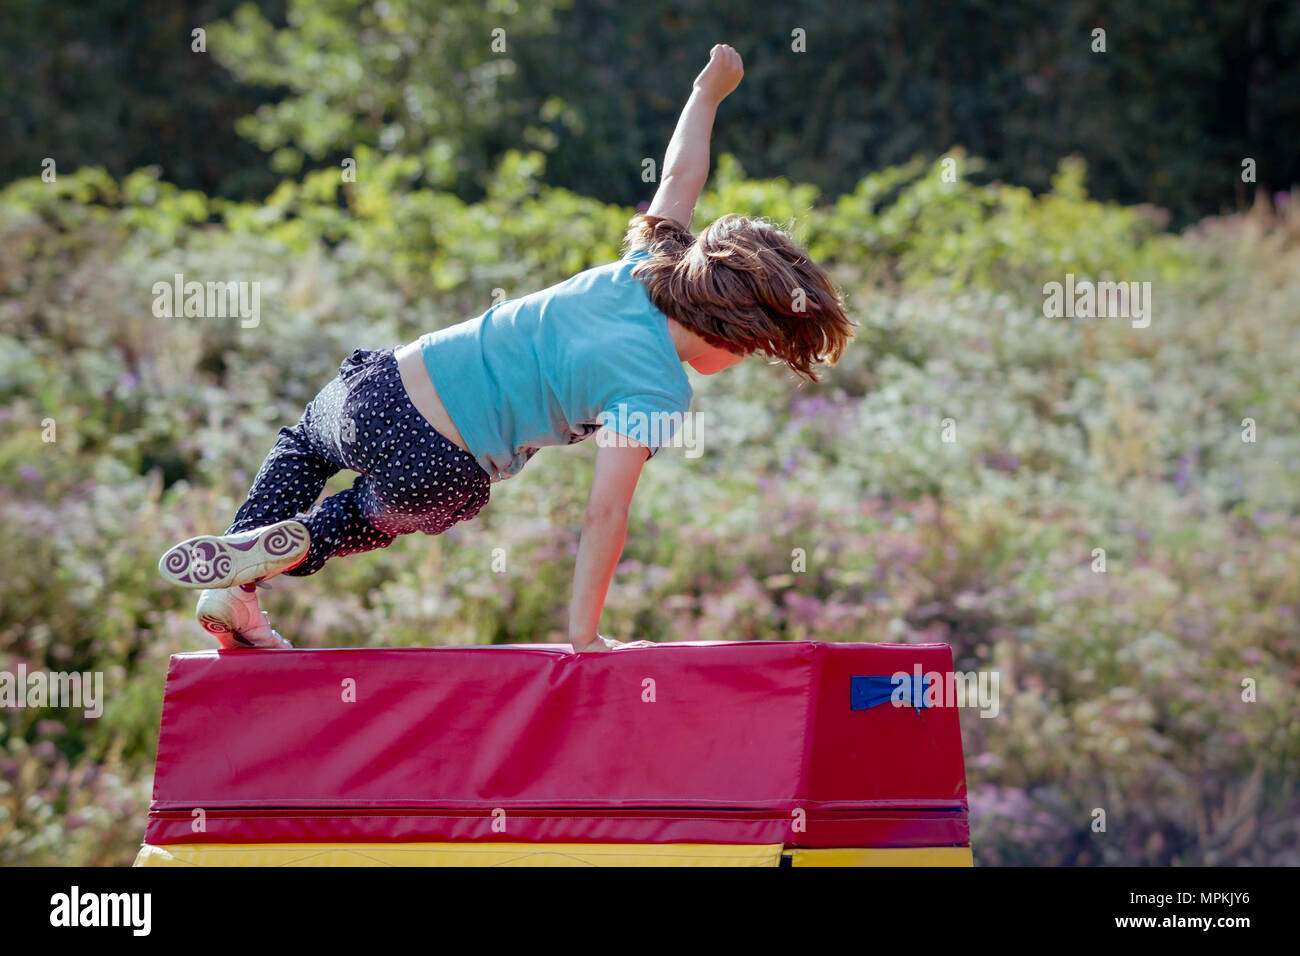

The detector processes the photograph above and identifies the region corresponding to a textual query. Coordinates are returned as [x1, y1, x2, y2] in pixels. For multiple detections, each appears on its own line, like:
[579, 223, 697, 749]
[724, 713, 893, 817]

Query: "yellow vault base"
[134, 843, 973, 867]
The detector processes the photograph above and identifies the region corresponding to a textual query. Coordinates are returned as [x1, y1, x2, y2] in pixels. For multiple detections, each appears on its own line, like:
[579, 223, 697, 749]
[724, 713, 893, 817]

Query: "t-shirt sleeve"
[598, 392, 692, 459]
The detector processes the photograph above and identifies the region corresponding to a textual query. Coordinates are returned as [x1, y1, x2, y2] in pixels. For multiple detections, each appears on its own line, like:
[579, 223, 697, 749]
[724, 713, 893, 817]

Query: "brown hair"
[621, 213, 854, 382]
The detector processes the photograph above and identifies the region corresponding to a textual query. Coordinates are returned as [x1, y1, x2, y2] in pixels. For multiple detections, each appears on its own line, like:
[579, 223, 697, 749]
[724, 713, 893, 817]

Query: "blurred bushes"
[1, 152, 1298, 865]
[5, 1, 1298, 225]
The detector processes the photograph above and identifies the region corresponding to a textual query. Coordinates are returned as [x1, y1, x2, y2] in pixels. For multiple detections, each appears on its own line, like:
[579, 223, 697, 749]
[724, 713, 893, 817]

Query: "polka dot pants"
[226, 348, 491, 575]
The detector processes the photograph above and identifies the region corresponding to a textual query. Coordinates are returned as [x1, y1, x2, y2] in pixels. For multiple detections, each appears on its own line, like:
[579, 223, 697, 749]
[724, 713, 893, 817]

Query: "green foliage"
[0, 0, 286, 199]
[5, 1, 1296, 225]
[811, 152, 1189, 294]
[209, 0, 564, 191]
[2, 153, 1298, 865]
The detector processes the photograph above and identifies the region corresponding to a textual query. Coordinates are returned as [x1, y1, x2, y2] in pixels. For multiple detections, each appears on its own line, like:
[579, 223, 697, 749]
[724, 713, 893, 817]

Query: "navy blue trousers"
[226, 348, 491, 575]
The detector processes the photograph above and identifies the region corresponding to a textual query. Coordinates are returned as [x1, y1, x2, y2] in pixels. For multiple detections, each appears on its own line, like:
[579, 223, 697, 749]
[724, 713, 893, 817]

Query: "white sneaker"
[159, 519, 310, 589]
[195, 586, 292, 649]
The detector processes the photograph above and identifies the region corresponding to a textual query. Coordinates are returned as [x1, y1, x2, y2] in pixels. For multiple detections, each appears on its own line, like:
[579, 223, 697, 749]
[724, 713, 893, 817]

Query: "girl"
[157, 44, 853, 652]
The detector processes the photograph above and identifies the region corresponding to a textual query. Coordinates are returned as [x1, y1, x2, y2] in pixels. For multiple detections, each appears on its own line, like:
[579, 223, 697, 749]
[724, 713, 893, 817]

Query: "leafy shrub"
[1, 157, 1296, 865]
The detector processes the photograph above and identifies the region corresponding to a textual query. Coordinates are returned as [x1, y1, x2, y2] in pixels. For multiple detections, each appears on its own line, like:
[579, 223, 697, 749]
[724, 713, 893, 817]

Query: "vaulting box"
[135, 641, 971, 865]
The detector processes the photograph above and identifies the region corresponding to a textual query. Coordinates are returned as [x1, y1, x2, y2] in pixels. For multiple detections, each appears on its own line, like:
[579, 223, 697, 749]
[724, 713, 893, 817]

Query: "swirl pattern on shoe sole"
[161, 549, 190, 576]
[262, 523, 308, 557]
[199, 614, 255, 648]
[198, 614, 231, 635]
[158, 521, 309, 589]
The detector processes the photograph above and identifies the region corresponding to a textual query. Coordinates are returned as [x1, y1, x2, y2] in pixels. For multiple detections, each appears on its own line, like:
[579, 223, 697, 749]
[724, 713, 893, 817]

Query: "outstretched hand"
[693, 43, 743, 103]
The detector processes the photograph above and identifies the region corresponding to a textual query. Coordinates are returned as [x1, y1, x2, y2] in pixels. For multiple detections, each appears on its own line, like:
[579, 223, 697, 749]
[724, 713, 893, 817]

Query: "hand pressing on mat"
[576, 635, 658, 652]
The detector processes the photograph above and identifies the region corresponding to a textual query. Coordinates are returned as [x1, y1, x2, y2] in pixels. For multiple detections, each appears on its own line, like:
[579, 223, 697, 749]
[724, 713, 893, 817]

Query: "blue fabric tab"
[850, 674, 931, 711]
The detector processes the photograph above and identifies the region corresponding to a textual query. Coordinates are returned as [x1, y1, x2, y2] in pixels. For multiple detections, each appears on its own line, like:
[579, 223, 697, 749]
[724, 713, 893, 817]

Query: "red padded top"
[146, 642, 969, 846]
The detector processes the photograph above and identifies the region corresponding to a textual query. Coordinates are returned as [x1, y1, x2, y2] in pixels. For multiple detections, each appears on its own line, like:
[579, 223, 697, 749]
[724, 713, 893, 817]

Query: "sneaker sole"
[199, 614, 292, 650]
[196, 588, 294, 650]
[160, 520, 310, 589]
[197, 611, 257, 649]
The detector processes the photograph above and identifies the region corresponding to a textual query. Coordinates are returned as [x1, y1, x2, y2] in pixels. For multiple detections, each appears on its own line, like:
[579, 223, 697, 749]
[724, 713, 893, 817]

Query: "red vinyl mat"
[145, 641, 969, 847]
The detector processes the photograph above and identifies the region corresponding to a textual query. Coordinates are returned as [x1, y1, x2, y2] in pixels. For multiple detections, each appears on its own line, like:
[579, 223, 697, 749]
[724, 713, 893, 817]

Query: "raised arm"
[647, 43, 744, 229]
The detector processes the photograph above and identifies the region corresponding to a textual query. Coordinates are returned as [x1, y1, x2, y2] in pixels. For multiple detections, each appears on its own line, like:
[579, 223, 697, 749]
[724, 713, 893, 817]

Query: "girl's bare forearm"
[661, 88, 719, 185]
[568, 508, 629, 650]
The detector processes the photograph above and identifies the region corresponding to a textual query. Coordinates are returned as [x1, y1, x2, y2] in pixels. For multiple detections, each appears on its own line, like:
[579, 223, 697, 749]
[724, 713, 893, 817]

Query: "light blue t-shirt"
[417, 249, 694, 481]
